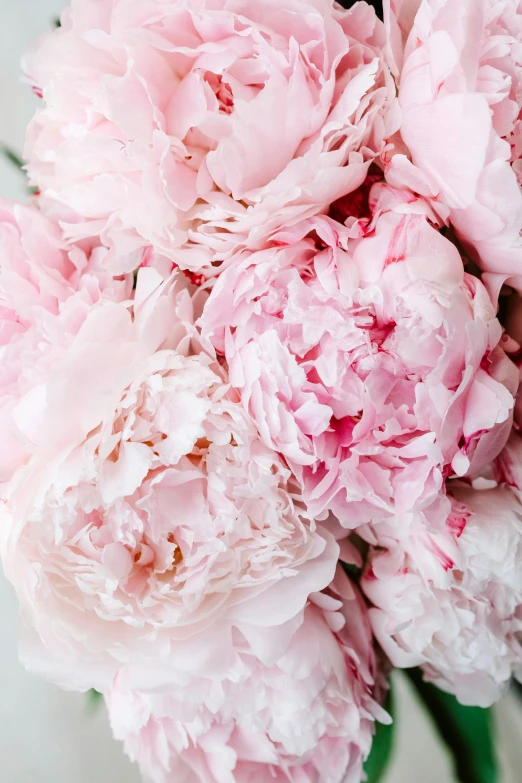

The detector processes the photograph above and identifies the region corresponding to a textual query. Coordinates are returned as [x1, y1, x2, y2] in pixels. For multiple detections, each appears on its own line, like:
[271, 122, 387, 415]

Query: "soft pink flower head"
[363, 482, 522, 707]
[199, 184, 517, 529]
[107, 567, 387, 783]
[24, 0, 397, 275]
[386, 0, 522, 299]
[0, 198, 128, 486]
[1, 269, 337, 692]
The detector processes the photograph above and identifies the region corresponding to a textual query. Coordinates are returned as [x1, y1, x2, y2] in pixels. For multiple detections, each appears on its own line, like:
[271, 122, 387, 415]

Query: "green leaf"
[364, 683, 395, 783]
[86, 688, 104, 712]
[341, 561, 361, 580]
[405, 668, 498, 783]
[1, 145, 25, 172]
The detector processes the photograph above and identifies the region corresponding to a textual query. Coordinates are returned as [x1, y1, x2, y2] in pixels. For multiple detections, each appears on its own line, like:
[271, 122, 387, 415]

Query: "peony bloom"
[24, 0, 397, 275]
[1, 266, 336, 692]
[0, 198, 128, 486]
[107, 567, 387, 783]
[362, 480, 522, 707]
[386, 0, 522, 298]
[199, 183, 517, 529]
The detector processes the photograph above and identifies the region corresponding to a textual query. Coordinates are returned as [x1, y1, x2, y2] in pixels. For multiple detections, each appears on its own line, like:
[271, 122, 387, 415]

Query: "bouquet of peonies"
[1, 0, 522, 780]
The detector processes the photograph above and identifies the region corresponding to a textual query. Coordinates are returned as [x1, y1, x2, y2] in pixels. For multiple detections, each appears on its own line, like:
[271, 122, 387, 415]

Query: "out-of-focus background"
[0, 2, 522, 781]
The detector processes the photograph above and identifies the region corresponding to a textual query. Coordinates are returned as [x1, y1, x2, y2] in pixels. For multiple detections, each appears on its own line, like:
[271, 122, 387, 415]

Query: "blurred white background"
[0, 1, 521, 781]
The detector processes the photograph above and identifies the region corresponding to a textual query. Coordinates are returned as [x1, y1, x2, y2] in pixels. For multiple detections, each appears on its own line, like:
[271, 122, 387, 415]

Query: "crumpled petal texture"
[199, 184, 517, 529]
[24, 0, 397, 274]
[0, 198, 129, 487]
[387, 0, 522, 297]
[3, 0, 522, 776]
[362, 471, 522, 707]
[106, 569, 386, 783]
[1, 260, 337, 692]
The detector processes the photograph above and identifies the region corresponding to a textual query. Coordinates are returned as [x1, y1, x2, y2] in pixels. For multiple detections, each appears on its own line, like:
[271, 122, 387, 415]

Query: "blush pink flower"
[1, 267, 336, 692]
[386, 0, 522, 298]
[106, 567, 387, 783]
[24, 0, 397, 275]
[199, 184, 517, 530]
[362, 481, 522, 707]
[0, 198, 128, 486]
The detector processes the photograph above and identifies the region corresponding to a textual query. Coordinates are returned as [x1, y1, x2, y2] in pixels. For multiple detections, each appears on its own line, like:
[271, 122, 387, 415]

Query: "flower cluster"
[1, 0, 522, 781]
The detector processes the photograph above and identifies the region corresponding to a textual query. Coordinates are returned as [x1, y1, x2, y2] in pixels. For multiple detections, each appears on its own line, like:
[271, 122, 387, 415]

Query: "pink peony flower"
[362, 480, 522, 707]
[1, 266, 337, 692]
[24, 0, 397, 275]
[0, 198, 128, 486]
[106, 567, 387, 783]
[199, 184, 517, 529]
[386, 0, 522, 298]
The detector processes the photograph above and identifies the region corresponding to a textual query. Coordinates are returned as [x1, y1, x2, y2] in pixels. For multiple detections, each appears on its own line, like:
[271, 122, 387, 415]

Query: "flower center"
[203, 72, 234, 115]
